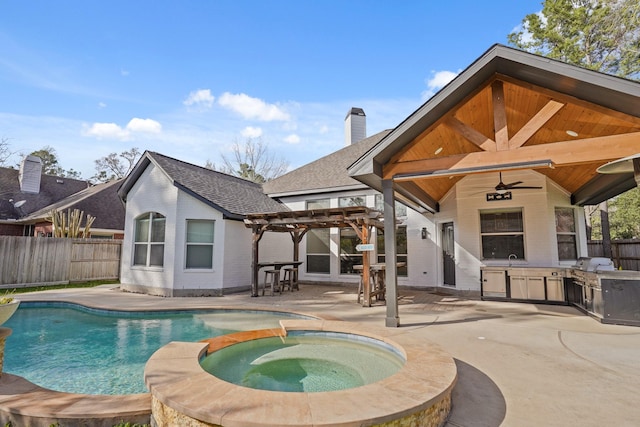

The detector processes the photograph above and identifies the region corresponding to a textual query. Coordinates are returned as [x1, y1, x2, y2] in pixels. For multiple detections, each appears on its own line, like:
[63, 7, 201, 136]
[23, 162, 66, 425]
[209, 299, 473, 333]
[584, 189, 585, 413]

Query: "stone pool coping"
[145, 319, 457, 427]
[0, 373, 150, 427]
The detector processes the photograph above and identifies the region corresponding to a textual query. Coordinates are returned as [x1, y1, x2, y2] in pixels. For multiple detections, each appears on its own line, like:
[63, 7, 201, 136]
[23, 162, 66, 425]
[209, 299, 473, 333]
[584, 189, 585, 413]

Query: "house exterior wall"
[435, 171, 584, 292]
[170, 189, 227, 295]
[120, 163, 179, 296]
[273, 188, 438, 288]
[120, 162, 284, 296]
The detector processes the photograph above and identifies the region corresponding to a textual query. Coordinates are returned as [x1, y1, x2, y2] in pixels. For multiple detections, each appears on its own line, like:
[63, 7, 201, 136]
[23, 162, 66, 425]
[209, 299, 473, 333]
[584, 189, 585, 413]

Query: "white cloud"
[126, 118, 162, 133]
[98, 102, 107, 108]
[218, 92, 290, 121]
[421, 70, 460, 101]
[183, 89, 215, 109]
[284, 134, 300, 144]
[83, 117, 162, 141]
[120, 68, 129, 76]
[241, 126, 263, 138]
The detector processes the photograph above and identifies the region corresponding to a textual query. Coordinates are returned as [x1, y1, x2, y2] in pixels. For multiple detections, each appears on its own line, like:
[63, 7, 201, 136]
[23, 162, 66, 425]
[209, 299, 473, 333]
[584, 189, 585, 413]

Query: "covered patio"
[349, 44, 640, 326]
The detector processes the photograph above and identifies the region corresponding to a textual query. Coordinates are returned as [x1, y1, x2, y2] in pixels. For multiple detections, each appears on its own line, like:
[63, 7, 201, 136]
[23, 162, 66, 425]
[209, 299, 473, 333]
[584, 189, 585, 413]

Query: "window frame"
[133, 212, 166, 268]
[306, 199, 331, 274]
[555, 207, 578, 261]
[479, 209, 525, 260]
[185, 219, 215, 270]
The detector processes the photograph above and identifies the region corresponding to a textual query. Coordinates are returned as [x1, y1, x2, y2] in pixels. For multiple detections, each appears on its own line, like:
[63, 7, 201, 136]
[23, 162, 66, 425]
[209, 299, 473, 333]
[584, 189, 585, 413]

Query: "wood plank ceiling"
[383, 73, 640, 203]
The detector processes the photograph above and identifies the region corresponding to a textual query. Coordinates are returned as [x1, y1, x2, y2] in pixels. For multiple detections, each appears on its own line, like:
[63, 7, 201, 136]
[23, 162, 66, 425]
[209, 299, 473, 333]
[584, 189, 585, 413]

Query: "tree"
[1, 137, 12, 167]
[510, 0, 640, 244]
[609, 188, 640, 238]
[93, 148, 141, 182]
[28, 146, 65, 176]
[25, 146, 83, 179]
[508, 0, 640, 79]
[209, 138, 289, 184]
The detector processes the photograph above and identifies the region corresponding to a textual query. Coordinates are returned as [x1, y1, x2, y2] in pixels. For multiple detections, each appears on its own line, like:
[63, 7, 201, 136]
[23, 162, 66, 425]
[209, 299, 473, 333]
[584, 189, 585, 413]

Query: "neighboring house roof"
[349, 44, 640, 212]
[118, 151, 288, 220]
[263, 130, 392, 197]
[22, 179, 125, 231]
[0, 167, 90, 220]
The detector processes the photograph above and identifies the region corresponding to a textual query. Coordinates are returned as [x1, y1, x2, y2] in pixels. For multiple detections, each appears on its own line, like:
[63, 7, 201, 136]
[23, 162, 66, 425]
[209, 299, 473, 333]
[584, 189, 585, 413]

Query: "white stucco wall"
[171, 189, 226, 292]
[120, 162, 272, 295]
[120, 163, 178, 295]
[435, 170, 582, 291]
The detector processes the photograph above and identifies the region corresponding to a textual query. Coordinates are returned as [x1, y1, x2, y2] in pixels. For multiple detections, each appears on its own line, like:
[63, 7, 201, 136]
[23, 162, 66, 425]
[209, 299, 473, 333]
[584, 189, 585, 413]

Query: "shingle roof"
[263, 130, 391, 196]
[119, 152, 288, 219]
[22, 179, 125, 230]
[0, 167, 90, 220]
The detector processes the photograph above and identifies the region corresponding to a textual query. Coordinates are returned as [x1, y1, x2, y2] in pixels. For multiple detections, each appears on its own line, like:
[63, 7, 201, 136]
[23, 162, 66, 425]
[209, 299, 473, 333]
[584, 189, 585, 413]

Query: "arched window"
[133, 212, 165, 267]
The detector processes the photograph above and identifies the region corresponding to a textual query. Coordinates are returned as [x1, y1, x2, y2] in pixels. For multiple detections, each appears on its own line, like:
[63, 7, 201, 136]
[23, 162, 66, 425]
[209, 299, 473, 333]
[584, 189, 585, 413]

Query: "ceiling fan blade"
[504, 181, 523, 188]
[509, 186, 542, 190]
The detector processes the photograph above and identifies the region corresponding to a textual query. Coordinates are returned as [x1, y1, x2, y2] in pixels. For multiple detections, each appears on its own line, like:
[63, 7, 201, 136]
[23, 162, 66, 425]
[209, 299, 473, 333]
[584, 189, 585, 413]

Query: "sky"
[0, 1, 543, 181]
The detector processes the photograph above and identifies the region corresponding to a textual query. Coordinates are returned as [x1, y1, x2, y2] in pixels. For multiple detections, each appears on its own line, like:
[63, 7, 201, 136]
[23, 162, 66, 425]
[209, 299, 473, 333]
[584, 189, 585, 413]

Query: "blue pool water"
[200, 332, 405, 392]
[3, 302, 307, 395]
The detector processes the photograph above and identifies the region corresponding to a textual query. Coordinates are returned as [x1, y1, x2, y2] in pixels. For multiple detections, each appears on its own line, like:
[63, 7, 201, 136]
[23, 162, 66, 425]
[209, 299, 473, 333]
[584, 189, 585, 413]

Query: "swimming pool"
[3, 302, 309, 395]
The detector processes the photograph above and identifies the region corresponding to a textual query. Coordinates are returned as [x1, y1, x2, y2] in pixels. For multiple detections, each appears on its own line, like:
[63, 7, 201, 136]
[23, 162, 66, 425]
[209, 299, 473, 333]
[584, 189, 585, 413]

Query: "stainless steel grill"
[571, 257, 615, 272]
[568, 257, 640, 326]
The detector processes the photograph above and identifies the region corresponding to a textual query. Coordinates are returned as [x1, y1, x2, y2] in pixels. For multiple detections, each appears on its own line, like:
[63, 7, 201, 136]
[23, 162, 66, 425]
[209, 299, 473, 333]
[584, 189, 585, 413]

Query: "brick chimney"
[19, 155, 42, 194]
[344, 107, 366, 146]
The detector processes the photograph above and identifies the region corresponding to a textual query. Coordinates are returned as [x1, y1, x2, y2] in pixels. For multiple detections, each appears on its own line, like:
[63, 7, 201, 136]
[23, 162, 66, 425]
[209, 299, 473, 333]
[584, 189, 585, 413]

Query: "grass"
[1, 280, 119, 295]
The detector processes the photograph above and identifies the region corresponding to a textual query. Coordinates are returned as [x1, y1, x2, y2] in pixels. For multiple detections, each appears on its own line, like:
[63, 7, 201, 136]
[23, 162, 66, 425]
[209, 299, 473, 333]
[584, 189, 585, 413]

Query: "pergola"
[244, 206, 384, 304]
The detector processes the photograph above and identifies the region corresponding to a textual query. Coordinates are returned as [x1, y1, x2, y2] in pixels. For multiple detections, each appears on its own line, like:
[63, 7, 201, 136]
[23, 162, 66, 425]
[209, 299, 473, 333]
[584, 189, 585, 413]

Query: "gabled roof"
[349, 44, 640, 212]
[21, 179, 125, 230]
[263, 130, 391, 197]
[118, 151, 288, 220]
[0, 167, 90, 220]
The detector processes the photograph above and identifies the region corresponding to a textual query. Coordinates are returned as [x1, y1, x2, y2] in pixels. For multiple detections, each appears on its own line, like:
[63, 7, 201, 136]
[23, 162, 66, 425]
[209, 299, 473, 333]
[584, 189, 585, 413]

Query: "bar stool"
[281, 267, 299, 291]
[262, 269, 281, 296]
[357, 270, 376, 304]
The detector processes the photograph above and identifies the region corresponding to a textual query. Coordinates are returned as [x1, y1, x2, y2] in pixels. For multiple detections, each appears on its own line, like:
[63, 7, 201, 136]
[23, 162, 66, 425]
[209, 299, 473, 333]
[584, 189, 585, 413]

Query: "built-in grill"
[567, 257, 640, 326]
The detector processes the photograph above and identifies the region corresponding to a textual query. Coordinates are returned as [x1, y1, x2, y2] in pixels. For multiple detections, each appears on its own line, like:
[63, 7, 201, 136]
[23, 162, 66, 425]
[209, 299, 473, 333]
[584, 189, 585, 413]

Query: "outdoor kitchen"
[481, 257, 640, 327]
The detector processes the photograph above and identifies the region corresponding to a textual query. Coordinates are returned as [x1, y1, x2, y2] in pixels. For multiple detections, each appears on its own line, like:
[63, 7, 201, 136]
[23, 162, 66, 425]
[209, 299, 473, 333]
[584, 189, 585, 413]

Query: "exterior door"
[442, 222, 456, 286]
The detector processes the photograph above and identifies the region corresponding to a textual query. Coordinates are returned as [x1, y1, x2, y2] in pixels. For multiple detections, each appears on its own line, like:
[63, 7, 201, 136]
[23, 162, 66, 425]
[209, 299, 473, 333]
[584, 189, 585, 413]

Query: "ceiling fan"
[492, 172, 542, 194]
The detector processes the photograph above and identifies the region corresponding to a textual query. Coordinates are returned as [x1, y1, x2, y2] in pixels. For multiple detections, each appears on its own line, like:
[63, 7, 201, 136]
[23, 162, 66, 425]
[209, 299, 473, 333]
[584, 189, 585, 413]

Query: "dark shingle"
[0, 168, 90, 220]
[130, 152, 287, 218]
[263, 130, 391, 196]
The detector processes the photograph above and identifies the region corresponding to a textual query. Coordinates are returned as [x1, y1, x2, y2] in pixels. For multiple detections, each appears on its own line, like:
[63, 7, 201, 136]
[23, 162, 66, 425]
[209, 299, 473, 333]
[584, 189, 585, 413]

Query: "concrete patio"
[3, 283, 640, 427]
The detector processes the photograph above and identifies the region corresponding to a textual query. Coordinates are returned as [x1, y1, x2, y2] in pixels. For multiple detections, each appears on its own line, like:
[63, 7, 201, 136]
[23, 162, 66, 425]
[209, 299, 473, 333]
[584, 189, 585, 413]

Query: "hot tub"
[145, 319, 457, 427]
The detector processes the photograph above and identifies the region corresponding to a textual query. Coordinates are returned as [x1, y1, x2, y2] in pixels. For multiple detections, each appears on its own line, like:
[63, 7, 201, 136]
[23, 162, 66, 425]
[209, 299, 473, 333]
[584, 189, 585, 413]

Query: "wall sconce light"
[421, 227, 428, 239]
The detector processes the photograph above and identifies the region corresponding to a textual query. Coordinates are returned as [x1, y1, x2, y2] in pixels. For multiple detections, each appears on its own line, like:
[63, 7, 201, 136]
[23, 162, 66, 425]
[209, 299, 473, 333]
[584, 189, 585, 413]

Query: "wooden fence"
[588, 239, 640, 271]
[0, 236, 122, 288]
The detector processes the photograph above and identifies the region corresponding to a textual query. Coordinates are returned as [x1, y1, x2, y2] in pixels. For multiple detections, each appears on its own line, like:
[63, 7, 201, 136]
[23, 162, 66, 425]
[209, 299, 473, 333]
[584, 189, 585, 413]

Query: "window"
[377, 226, 408, 276]
[340, 227, 361, 274]
[374, 194, 408, 218]
[306, 199, 330, 274]
[555, 207, 577, 261]
[186, 220, 215, 269]
[338, 195, 366, 208]
[480, 210, 524, 259]
[133, 212, 165, 267]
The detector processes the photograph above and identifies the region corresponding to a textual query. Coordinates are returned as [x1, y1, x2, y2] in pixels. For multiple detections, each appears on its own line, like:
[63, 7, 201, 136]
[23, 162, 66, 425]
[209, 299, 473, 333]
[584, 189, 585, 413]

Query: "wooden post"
[251, 227, 265, 297]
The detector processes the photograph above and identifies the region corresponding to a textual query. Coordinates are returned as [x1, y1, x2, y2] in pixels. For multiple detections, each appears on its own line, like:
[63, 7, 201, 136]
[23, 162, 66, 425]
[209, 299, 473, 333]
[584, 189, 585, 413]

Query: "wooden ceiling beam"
[444, 116, 496, 151]
[509, 100, 565, 149]
[492, 80, 509, 151]
[384, 131, 640, 179]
